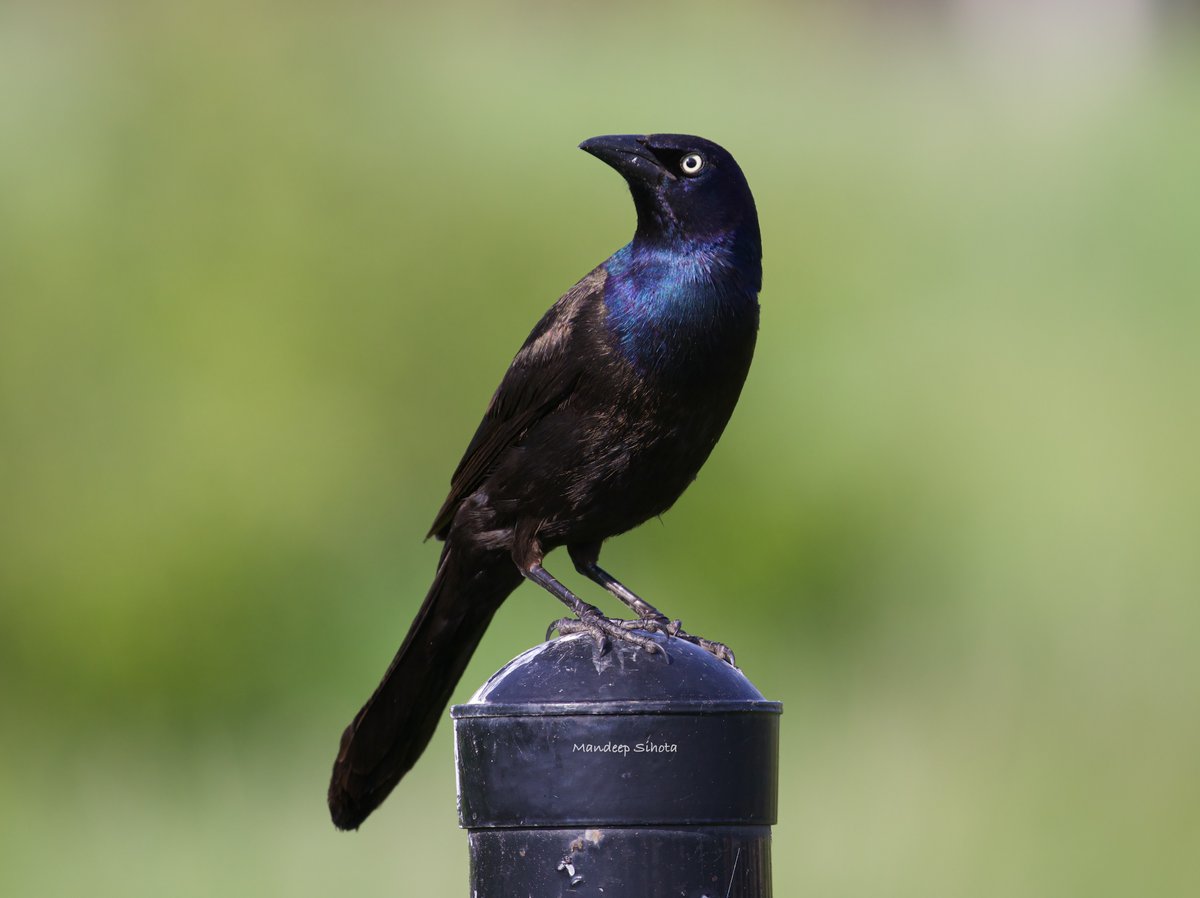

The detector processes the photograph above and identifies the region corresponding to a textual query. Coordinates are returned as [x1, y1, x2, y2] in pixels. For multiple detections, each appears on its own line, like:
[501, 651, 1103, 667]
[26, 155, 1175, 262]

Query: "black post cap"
[453, 631, 782, 896]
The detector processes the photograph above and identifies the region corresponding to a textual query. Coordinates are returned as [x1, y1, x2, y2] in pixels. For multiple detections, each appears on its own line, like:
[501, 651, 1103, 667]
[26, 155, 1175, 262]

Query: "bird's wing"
[426, 267, 607, 540]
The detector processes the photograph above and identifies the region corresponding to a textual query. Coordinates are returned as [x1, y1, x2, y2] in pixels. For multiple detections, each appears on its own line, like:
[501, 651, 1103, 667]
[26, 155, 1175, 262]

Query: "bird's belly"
[513, 384, 739, 545]
[475, 317, 756, 551]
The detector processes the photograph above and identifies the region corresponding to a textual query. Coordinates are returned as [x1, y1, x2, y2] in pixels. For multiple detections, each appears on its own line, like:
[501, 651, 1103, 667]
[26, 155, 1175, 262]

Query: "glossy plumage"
[329, 134, 762, 830]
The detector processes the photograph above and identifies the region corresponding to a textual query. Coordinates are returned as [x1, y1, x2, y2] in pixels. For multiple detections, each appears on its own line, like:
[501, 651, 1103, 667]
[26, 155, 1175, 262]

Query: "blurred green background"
[2, 0, 1198, 894]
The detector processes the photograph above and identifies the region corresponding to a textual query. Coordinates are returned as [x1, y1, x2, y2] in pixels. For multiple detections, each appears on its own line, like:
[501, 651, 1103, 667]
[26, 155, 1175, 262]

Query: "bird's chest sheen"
[601, 246, 757, 380]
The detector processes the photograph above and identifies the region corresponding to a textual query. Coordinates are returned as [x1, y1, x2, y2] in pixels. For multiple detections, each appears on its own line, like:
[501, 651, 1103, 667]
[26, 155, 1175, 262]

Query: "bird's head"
[579, 133, 759, 252]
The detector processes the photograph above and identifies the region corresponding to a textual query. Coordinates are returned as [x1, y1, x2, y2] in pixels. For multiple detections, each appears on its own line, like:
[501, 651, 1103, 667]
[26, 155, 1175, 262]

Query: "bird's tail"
[327, 543, 522, 830]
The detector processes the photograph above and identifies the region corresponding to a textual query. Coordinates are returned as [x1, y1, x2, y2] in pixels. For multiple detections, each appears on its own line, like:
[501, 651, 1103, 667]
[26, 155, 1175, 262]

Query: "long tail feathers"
[327, 544, 522, 830]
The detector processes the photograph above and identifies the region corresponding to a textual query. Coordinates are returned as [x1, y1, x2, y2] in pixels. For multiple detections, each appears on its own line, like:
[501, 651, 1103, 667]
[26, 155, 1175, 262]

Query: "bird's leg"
[567, 543, 737, 666]
[522, 562, 665, 659]
[568, 544, 675, 628]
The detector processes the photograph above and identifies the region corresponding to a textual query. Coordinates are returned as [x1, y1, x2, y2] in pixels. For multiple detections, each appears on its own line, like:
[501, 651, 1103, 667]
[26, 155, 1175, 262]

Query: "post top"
[452, 631, 780, 718]
[452, 631, 781, 828]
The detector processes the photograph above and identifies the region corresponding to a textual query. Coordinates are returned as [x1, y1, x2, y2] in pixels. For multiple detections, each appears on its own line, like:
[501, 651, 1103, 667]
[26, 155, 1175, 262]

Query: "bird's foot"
[614, 615, 679, 634]
[615, 616, 737, 667]
[682, 631, 737, 666]
[547, 612, 668, 661]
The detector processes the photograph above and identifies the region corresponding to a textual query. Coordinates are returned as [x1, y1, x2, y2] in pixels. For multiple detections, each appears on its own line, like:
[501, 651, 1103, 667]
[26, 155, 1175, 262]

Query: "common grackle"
[328, 134, 762, 830]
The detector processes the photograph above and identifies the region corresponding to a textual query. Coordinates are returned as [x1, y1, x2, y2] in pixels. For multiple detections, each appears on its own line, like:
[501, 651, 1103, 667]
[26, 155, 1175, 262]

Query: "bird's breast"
[601, 243, 759, 379]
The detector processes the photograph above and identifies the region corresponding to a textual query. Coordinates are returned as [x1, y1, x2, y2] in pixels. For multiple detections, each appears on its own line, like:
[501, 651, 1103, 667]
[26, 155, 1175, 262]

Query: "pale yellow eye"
[680, 153, 704, 176]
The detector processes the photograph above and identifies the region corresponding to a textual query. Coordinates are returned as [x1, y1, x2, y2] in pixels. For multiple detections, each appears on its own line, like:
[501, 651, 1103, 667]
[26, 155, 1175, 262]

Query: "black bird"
[328, 134, 762, 831]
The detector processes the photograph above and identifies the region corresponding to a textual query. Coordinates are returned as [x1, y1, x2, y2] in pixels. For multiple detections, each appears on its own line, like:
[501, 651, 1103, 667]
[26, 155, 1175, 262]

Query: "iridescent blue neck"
[602, 229, 760, 375]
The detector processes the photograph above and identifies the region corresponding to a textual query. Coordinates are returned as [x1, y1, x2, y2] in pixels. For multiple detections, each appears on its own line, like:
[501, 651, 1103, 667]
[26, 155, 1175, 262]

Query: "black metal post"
[453, 631, 782, 896]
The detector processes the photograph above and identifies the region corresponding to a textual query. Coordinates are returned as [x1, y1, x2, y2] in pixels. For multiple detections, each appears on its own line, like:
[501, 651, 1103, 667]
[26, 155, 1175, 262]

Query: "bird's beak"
[579, 134, 670, 185]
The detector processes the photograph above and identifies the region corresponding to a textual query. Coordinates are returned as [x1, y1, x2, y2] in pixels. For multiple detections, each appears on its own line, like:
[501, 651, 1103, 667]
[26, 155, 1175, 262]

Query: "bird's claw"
[692, 635, 736, 667]
[614, 616, 681, 636]
[616, 616, 737, 667]
[548, 613, 736, 666]
[548, 613, 669, 661]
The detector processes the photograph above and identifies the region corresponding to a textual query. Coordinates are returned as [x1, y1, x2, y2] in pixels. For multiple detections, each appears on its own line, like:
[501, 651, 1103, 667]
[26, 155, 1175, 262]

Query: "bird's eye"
[680, 153, 705, 176]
